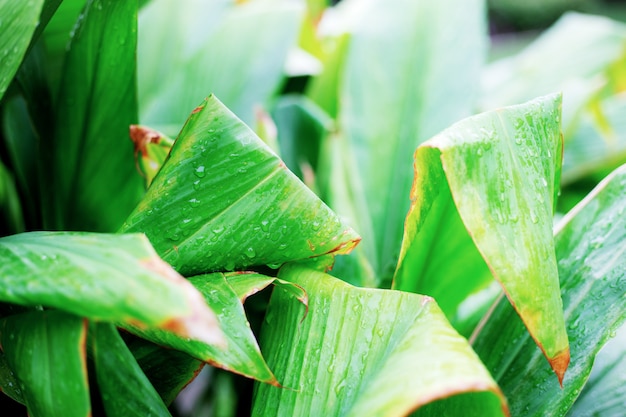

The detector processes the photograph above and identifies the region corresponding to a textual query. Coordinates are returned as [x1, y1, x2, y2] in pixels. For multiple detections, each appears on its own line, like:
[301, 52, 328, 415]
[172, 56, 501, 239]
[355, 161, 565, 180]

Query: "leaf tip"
[549, 347, 570, 387]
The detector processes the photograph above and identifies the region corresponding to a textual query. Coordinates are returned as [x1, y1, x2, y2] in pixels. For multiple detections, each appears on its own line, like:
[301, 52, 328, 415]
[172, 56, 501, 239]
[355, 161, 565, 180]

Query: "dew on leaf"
[194, 165, 206, 178]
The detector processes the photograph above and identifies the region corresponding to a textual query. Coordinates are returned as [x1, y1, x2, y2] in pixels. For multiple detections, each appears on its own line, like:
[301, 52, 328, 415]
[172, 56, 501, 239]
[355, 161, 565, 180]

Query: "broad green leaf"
[253, 264, 508, 417]
[338, 0, 486, 279]
[47, 0, 143, 232]
[125, 272, 305, 385]
[480, 12, 626, 133]
[395, 94, 568, 382]
[566, 323, 626, 417]
[0, 311, 89, 417]
[129, 338, 204, 406]
[91, 322, 171, 417]
[0, 231, 223, 345]
[317, 132, 378, 287]
[471, 164, 626, 416]
[0, 0, 45, 100]
[138, 0, 303, 130]
[121, 95, 360, 276]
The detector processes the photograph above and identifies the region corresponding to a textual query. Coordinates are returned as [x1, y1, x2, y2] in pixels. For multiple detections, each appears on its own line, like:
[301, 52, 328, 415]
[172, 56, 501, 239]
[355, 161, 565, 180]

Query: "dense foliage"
[1, 0, 625, 416]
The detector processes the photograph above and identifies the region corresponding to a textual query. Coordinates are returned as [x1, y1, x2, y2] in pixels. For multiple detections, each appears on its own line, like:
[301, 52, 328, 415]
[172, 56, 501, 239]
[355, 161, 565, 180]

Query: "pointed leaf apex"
[549, 347, 570, 387]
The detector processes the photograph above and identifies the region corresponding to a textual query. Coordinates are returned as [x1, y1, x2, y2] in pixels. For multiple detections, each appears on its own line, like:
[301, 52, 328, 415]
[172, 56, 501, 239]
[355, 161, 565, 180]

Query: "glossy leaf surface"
[395, 94, 568, 382]
[138, 0, 302, 130]
[253, 264, 508, 417]
[125, 272, 305, 385]
[566, 323, 626, 417]
[338, 0, 486, 278]
[0, 231, 222, 345]
[121, 95, 359, 276]
[0, 311, 89, 417]
[91, 323, 171, 417]
[0, 0, 44, 100]
[472, 164, 626, 416]
[49, 0, 143, 231]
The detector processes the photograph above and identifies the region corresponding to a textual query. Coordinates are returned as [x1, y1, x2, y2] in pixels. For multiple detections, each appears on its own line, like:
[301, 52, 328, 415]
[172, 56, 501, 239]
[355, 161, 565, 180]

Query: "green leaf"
[121, 95, 360, 275]
[0, 0, 45, 100]
[471, 164, 626, 416]
[394, 94, 568, 382]
[561, 93, 626, 186]
[566, 324, 626, 417]
[91, 322, 171, 417]
[317, 132, 378, 287]
[0, 311, 89, 417]
[272, 95, 330, 183]
[480, 12, 626, 132]
[253, 264, 508, 417]
[138, 0, 303, 130]
[129, 338, 204, 406]
[337, 0, 486, 278]
[0, 231, 223, 345]
[47, 0, 144, 232]
[125, 272, 303, 385]
[0, 160, 25, 236]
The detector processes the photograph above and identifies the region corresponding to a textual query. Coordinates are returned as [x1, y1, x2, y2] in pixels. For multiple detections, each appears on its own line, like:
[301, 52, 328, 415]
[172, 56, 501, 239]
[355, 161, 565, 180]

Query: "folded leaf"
[124, 272, 305, 385]
[253, 264, 508, 417]
[395, 93, 568, 383]
[121, 95, 360, 275]
[0, 311, 89, 417]
[0, 0, 45, 100]
[91, 322, 171, 417]
[0, 231, 223, 345]
[472, 164, 626, 416]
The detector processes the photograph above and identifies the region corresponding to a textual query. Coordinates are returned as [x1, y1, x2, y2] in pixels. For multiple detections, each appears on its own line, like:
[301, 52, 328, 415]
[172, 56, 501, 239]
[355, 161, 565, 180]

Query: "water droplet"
[499, 193, 505, 202]
[476, 148, 483, 157]
[260, 220, 270, 232]
[193, 180, 201, 190]
[530, 210, 539, 224]
[278, 243, 287, 251]
[311, 221, 321, 231]
[189, 198, 201, 208]
[376, 328, 384, 337]
[194, 166, 206, 178]
[245, 247, 256, 259]
[225, 260, 235, 271]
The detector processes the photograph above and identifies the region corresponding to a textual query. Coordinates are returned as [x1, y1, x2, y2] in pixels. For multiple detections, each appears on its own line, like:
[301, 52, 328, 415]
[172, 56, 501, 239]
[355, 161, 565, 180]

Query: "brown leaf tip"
[129, 125, 163, 157]
[549, 347, 570, 387]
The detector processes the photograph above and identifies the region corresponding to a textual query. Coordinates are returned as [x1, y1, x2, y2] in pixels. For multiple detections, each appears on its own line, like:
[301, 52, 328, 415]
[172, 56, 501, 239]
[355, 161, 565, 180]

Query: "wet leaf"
[121, 95, 360, 275]
[394, 93, 568, 383]
[124, 272, 305, 385]
[47, 0, 144, 232]
[472, 164, 626, 416]
[0, 231, 223, 345]
[91, 322, 171, 417]
[0, 0, 45, 100]
[0, 311, 89, 417]
[253, 264, 508, 417]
